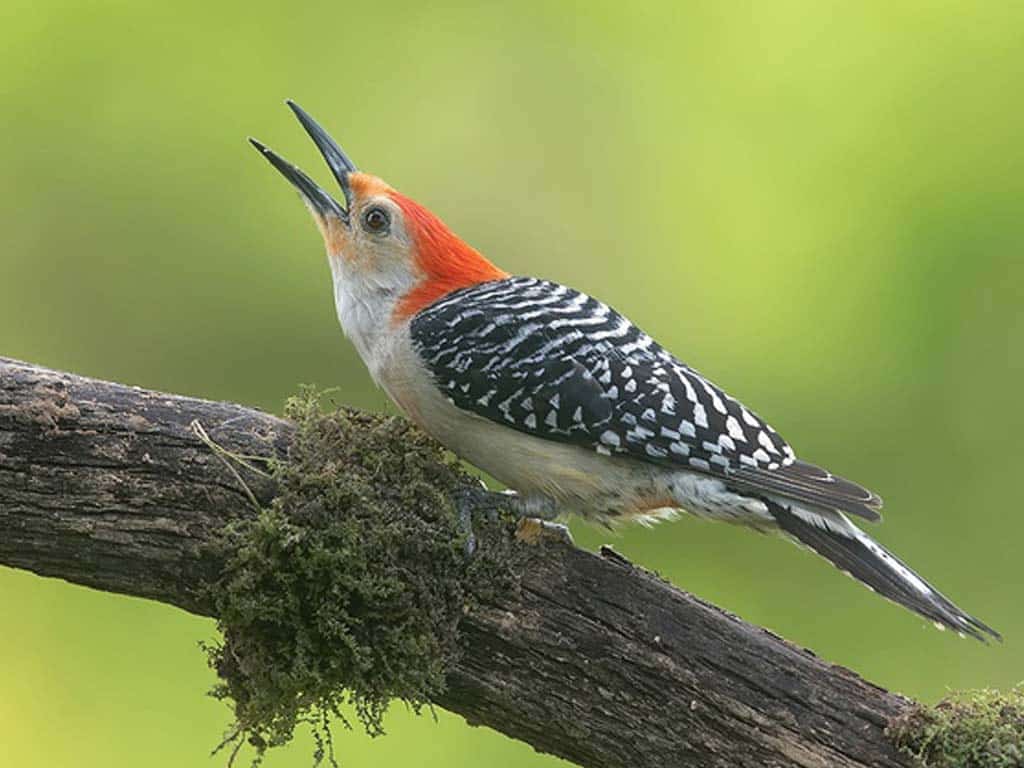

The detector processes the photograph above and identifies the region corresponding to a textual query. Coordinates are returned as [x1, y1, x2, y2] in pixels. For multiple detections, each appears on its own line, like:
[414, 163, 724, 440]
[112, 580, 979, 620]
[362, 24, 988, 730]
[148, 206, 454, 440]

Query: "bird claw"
[500, 489, 561, 521]
[453, 485, 520, 557]
[515, 518, 575, 547]
[457, 502, 478, 558]
[455, 486, 573, 556]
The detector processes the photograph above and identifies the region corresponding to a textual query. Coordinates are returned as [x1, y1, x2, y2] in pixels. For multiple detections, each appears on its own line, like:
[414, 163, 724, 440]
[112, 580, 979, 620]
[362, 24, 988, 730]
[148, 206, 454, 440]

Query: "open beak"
[249, 100, 358, 226]
[286, 100, 357, 209]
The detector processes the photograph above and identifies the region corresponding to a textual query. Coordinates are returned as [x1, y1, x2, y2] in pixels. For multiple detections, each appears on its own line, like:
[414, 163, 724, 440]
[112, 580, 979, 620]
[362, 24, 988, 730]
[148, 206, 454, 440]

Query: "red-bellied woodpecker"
[250, 100, 998, 642]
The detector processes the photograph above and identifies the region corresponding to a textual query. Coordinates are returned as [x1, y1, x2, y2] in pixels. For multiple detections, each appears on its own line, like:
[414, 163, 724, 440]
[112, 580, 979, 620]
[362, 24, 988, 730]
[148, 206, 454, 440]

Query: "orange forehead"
[348, 172, 392, 200]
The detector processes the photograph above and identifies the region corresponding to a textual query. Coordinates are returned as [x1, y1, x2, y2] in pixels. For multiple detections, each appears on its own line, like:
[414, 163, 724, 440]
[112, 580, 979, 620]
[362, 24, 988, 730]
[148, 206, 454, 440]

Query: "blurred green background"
[1, 1, 1022, 765]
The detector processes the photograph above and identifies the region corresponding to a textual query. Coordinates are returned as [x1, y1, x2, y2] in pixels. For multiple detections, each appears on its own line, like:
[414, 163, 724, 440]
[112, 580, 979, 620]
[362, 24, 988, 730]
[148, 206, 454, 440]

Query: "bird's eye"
[362, 206, 391, 234]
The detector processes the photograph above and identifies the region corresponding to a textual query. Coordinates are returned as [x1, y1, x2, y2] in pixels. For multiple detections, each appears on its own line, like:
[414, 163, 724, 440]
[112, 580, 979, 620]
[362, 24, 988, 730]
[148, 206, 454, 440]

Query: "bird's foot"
[454, 486, 574, 554]
[515, 518, 575, 547]
[500, 490, 574, 545]
[499, 489, 560, 521]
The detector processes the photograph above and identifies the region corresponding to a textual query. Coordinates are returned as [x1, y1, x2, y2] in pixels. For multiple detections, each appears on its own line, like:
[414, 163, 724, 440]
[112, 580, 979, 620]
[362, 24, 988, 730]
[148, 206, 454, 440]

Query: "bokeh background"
[2, 1, 1022, 765]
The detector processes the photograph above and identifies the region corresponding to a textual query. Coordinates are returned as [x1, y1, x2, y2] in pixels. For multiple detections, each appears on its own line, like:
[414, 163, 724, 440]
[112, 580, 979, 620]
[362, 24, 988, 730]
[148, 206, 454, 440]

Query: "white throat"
[328, 255, 417, 383]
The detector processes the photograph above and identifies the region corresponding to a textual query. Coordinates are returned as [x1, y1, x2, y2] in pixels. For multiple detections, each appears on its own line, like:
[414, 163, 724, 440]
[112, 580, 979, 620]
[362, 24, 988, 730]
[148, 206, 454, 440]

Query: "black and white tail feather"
[766, 500, 1000, 642]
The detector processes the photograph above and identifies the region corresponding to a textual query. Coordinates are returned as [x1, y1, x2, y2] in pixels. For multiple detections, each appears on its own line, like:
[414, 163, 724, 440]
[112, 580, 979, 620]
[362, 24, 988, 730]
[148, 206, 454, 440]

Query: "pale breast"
[378, 331, 771, 526]
[377, 332, 635, 509]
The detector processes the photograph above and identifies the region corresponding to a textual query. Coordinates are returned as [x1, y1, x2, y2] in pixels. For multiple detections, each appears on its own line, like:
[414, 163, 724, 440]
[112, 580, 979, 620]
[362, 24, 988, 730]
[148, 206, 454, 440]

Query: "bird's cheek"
[321, 217, 350, 256]
[331, 243, 383, 278]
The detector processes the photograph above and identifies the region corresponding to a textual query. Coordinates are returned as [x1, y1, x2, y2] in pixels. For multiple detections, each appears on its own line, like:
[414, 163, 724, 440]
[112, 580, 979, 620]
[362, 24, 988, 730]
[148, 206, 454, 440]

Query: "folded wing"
[410, 277, 882, 522]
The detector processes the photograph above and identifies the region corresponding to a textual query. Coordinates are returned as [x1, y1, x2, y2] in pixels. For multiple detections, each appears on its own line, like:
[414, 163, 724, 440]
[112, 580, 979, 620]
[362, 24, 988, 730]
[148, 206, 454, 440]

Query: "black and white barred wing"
[410, 277, 882, 522]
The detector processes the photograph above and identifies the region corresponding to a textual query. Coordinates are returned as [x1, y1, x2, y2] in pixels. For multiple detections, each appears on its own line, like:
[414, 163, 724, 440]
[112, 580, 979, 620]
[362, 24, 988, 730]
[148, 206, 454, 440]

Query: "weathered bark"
[0, 357, 913, 768]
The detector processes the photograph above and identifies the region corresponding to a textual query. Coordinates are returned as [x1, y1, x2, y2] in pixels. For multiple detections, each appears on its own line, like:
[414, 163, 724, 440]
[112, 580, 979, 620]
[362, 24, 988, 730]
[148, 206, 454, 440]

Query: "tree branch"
[0, 357, 913, 768]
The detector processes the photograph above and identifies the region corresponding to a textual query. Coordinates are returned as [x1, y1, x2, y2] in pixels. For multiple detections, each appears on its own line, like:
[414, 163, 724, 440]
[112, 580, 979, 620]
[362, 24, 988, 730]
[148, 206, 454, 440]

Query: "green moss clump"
[202, 388, 517, 765]
[888, 686, 1024, 767]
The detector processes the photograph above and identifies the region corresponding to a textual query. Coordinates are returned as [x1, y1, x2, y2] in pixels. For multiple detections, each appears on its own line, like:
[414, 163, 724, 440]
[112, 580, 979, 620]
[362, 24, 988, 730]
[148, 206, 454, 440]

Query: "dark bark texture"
[0, 357, 913, 768]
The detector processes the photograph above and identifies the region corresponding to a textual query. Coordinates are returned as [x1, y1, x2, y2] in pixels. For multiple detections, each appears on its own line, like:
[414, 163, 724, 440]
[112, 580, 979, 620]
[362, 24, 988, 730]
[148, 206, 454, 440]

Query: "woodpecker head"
[250, 101, 507, 325]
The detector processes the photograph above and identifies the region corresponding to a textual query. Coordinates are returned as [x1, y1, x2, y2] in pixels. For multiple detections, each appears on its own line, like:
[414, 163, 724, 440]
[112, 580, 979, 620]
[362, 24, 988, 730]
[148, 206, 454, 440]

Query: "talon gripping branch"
[251, 100, 998, 642]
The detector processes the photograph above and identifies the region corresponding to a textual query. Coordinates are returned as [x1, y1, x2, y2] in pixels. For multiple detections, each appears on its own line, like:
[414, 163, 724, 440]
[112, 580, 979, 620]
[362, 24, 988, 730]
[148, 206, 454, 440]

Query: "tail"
[768, 500, 1000, 642]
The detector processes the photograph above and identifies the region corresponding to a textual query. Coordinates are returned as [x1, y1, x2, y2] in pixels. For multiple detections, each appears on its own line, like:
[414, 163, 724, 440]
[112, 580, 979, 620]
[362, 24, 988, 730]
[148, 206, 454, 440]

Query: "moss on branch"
[200, 389, 519, 765]
[888, 686, 1024, 767]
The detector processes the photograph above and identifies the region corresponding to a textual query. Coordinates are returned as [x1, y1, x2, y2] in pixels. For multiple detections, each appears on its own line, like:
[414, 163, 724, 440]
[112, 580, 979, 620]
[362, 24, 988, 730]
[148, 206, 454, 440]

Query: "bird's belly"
[391, 369, 644, 511]
[374, 335, 770, 528]
[377, 344, 770, 526]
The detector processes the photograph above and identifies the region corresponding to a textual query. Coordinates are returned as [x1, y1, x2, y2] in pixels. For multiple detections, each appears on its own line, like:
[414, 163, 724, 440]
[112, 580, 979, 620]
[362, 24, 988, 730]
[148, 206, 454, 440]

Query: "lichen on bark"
[200, 388, 519, 765]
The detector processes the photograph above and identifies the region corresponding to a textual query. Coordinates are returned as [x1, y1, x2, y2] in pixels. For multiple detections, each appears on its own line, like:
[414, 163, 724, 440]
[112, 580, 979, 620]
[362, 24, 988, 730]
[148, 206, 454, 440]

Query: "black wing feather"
[410, 277, 883, 521]
[729, 460, 882, 522]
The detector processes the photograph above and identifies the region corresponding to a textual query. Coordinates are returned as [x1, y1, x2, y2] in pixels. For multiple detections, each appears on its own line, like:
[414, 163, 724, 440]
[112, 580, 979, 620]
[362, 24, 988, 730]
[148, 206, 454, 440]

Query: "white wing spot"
[726, 415, 746, 441]
[693, 403, 709, 429]
[758, 430, 779, 454]
[646, 444, 668, 459]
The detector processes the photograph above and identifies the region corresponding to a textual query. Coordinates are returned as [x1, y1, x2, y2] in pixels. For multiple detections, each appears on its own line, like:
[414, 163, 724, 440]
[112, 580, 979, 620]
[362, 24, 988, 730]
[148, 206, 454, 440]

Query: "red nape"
[390, 191, 508, 321]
